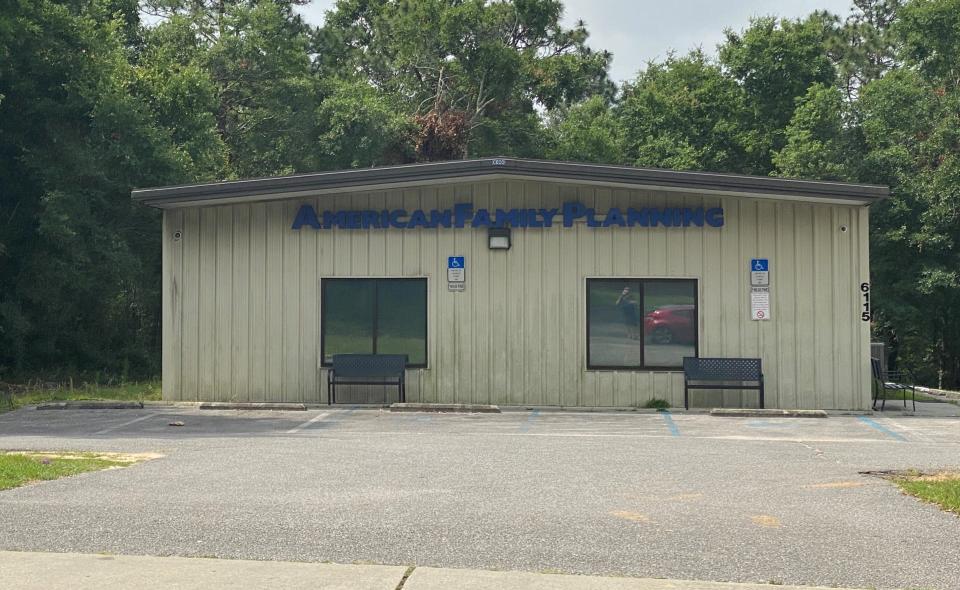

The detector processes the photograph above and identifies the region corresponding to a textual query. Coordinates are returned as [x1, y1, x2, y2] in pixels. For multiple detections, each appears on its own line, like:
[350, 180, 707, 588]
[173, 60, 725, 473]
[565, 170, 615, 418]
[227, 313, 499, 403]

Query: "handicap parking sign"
[448, 256, 465, 269]
[751, 259, 768, 272]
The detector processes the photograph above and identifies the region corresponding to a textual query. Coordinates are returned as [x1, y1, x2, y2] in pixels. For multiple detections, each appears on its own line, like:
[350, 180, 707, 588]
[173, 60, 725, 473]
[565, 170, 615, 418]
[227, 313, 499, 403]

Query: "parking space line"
[884, 419, 937, 443]
[857, 416, 907, 441]
[93, 413, 155, 435]
[286, 412, 330, 434]
[660, 411, 680, 437]
[519, 409, 540, 433]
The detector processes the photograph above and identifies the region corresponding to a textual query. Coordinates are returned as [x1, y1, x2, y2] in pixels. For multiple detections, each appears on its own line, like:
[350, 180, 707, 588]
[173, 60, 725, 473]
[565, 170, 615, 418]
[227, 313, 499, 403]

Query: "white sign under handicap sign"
[750, 258, 769, 286]
[448, 256, 465, 291]
[751, 287, 771, 321]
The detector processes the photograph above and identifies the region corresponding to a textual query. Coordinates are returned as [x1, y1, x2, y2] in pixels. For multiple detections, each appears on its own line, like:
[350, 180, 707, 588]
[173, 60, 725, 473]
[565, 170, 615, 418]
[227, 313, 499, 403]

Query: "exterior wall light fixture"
[488, 227, 511, 250]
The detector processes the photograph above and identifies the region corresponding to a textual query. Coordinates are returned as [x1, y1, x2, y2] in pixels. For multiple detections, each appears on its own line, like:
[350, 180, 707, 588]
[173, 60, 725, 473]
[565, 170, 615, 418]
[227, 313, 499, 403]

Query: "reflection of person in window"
[616, 286, 640, 340]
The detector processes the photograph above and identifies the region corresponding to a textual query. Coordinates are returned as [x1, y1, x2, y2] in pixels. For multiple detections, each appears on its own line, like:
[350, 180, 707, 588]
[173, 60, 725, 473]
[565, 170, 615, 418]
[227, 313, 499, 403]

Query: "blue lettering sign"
[471, 209, 491, 227]
[540, 208, 559, 227]
[494, 208, 521, 228]
[407, 209, 428, 229]
[454, 203, 473, 228]
[291, 202, 725, 231]
[430, 209, 452, 228]
[389, 209, 407, 228]
[562, 201, 586, 227]
[705, 207, 724, 227]
[602, 207, 625, 227]
[291, 204, 322, 230]
[626, 208, 647, 227]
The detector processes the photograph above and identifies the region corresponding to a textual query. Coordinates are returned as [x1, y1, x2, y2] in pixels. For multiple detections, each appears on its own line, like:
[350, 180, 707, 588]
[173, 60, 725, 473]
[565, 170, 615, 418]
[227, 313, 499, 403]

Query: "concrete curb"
[0, 551, 868, 590]
[36, 401, 144, 410]
[390, 403, 501, 413]
[405, 566, 856, 590]
[198, 402, 307, 411]
[710, 408, 828, 418]
[494, 405, 712, 414]
[0, 551, 405, 590]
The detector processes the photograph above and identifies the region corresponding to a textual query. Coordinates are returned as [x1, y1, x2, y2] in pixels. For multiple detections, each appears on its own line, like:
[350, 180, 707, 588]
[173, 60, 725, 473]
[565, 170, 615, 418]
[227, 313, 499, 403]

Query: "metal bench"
[683, 357, 764, 410]
[871, 357, 915, 411]
[327, 354, 407, 405]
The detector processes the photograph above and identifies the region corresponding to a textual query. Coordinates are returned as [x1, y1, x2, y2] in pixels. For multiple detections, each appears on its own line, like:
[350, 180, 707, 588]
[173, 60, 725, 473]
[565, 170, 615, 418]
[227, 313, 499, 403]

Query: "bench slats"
[328, 354, 407, 405]
[332, 354, 406, 378]
[683, 357, 762, 381]
[682, 357, 764, 410]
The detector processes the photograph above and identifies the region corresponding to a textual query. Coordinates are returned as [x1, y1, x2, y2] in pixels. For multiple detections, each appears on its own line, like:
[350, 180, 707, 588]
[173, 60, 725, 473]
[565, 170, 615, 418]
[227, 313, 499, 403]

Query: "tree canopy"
[2, 0, 960, 389]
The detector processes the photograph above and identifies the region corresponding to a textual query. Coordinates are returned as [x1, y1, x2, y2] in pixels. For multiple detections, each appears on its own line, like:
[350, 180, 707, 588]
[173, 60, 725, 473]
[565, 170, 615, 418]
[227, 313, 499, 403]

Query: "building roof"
[131, 157, 888, 208]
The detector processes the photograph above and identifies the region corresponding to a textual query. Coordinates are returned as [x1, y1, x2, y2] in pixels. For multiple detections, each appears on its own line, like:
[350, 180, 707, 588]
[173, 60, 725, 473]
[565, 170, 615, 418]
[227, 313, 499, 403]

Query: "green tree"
[617, 51, 753, 173]
[545, 95, 625, 164]
[141, 0, 323, 177]
[773, 83, 858, 181]
[314, 0, 612, 160]
[0, 0, 208, 377]
[314, 79, 415, 168]
[822, 0, 902, 101]
[896, 0, 960, 83]
[719, 15, 837, 167]
[859, 67, 960, 387]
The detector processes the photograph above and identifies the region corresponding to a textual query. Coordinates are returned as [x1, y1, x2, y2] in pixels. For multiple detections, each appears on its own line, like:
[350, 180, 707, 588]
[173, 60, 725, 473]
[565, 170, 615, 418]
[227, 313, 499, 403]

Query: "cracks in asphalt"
[395, 565, 415, 589]
[796, 441, 828, 461]
[795, 440, 847, 467]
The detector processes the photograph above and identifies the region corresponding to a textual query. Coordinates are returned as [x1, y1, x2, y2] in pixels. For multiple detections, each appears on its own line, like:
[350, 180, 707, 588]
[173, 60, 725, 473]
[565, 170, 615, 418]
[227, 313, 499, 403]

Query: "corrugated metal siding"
[161, 180, 871, 409]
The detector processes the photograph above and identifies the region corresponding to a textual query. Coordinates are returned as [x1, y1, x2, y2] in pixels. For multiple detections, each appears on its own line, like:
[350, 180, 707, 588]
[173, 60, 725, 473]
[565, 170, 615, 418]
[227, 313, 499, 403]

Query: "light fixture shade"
[488, 227, 511, 250]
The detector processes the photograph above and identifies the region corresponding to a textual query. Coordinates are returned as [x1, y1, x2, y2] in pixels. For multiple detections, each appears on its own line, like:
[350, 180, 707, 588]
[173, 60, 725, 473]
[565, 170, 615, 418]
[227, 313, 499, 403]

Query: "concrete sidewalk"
[0, 551, 866, 590]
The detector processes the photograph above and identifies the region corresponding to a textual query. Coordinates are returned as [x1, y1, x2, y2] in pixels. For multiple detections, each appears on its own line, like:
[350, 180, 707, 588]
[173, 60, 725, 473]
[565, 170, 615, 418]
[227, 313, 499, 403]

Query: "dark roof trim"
[131, 157, 889, 207]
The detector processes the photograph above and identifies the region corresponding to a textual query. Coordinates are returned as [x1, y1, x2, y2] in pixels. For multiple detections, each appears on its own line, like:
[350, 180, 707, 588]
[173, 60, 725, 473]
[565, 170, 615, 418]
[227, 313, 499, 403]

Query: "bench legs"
[326, 379, 405, 405]
[683, 385, 763, 410]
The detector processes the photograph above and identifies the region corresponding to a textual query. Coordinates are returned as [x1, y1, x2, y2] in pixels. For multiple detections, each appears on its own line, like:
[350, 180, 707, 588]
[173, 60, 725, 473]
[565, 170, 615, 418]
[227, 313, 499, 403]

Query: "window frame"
[320, 277, 429, 368]
[585, 277, 699, 371]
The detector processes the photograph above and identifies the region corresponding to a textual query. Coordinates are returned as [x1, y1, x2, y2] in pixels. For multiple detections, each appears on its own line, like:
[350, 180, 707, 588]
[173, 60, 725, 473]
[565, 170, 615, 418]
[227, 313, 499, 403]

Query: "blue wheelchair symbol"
[448, 256, 465, 269]
[751, 259, 768, 272]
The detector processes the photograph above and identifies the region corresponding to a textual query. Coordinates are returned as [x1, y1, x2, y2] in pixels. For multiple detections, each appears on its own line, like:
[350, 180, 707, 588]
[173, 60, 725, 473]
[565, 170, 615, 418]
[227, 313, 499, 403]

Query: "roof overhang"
[131, 158, 889, 208]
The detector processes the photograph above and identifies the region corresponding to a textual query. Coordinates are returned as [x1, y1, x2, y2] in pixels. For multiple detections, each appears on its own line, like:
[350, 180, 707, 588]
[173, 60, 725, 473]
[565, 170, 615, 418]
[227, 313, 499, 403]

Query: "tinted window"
[587, 279, 697, 369]
[642, 281, 697, 368]
[376, 280, 428, 365]
[587, 280, 644, 368]
[322, 279, 427, 366]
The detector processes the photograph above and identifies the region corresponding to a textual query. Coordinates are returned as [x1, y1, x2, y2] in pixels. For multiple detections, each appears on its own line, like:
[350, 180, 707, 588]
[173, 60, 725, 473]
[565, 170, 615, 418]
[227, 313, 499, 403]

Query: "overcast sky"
[295, 0, 856, 82]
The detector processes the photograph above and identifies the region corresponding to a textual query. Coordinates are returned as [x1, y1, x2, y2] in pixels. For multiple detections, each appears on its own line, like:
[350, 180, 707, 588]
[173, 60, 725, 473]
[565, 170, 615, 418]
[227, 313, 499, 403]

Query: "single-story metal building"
[132, 158, 887, 409]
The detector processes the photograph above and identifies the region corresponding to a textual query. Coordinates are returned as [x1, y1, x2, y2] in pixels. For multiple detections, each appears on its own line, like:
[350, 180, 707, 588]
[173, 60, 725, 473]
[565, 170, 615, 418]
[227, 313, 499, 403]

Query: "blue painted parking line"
[660, 411, 680, 437]
[857, 416, 907, 441]
[520, 409, 540, 432]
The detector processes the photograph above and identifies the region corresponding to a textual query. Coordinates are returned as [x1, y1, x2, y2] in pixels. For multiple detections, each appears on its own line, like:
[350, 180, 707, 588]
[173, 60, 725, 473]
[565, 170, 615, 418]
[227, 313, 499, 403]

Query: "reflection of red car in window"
[644, 304, 695, 345]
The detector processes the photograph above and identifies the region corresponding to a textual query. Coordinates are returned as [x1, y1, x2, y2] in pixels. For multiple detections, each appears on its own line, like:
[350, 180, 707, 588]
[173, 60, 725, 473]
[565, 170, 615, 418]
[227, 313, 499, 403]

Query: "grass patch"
[893, 470, 960, 515]
[8, 381, 161, 409]
[0, 451, 144, 491]
[642, 398, 670, 410]
[874, 389, 945, 403]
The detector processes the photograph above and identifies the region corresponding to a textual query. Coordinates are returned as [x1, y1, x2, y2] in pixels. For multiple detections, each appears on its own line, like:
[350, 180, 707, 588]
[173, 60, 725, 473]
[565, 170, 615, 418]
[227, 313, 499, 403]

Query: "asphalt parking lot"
[1, 407, 958, 590]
